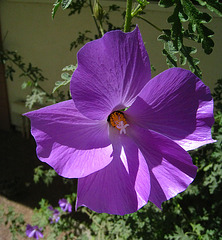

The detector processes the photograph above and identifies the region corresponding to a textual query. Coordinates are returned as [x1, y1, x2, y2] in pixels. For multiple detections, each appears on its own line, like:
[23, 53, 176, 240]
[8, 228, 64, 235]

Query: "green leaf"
[190, 223, 204, 236]
[21, 80, 33, 89]
[167, 4, 185, 50]
[52, 78, 71, 93]
[25, 88, 46, 109]
[61, 72, 72, 81]
[167, 226, 191, 240]
[182, 0, 212, 23]
[162, 41, 178, 68]
[61, 0, 73, 9]
[136, 0, 149, 8]
[159, 31, 178, 67]
[53, 65, 76, 93]
[196, 0, 222, 17]
[62, 64, 77, 72]
[180, 45, 202, 78]
[52, 0, 62, 19]
[197, 24, 214, 54]
[179, 53, 186, 65]
[181, 0, 214, 54]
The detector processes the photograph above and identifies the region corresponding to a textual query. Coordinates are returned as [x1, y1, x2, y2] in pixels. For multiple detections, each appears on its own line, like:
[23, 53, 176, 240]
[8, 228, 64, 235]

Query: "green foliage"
[196, 0, 222, 17]
[33, 165, 57, 186]
[2, 0, 222, 239]
[213, 78, 222, 109]
[68, 0, 123, 38]
[160, 32, 178, 67]
[0, 50, 47, 83]
[62, 0, 73, 10]
[53, 64, 77, 94]
[52, 0, 73, 18]
[25, 88, 47, 109]
[0, 50, 55, 109]
[182, 0, 214, 54]
[0, 50, 69, 109]
[157, 0, 222, 77]
[131, 0, 149, 17]
[32, 199, 51, 228]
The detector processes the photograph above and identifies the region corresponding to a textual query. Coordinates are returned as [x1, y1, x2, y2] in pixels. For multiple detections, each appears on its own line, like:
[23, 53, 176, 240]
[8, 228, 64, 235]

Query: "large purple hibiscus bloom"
[24, 27, 215, 215]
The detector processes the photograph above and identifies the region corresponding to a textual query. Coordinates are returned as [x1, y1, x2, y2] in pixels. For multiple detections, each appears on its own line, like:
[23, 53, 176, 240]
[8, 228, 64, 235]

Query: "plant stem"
[88, 0, 102, 37]
[124, 0, 133, 32]
[131, 4, 141, 18]
[136, 15, 163, 32]
[83, 209, 102, 228]
[99, 20, 105, 36]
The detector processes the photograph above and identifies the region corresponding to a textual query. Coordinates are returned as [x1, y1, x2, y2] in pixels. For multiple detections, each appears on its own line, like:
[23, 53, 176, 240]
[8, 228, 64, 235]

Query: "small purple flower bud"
[48, 206, 60, 223]
[26, 224, 43, 239]
[58, 198, 72, 213]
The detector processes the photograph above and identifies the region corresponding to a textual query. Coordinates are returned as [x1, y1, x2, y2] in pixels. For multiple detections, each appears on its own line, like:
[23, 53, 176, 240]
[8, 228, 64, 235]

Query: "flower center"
[108, 111, 129, 134]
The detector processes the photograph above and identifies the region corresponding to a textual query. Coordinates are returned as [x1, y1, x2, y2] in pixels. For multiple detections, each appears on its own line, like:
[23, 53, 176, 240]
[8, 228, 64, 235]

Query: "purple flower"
[48, 206, 60, 223]
[26, 224, 43, 239]
[59, 198, 72, 213]
[24, 27, 215, 215]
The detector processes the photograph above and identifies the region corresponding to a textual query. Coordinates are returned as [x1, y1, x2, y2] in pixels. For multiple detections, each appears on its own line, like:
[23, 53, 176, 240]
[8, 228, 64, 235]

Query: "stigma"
[108, 111, 129, 134]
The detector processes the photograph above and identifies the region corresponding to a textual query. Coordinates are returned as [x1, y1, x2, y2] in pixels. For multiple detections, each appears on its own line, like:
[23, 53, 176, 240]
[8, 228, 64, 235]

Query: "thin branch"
[136, 15, 163, 32]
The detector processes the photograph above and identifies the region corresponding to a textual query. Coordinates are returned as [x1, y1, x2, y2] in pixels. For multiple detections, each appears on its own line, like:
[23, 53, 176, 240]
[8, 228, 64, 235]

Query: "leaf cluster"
[33, 165, 58, 186]
[0, 50, 52, 109]
[0, 50, 47, 83]
[157, 0, 222, 78]
[52, 0, 73, 18]
[0, 50, 69, 109]
[56, 0, 124, 47]
[52, 64, 77, 95]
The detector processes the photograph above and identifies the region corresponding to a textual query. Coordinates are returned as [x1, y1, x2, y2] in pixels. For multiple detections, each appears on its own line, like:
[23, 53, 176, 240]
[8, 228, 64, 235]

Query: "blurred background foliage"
[0, 0, 222, 239]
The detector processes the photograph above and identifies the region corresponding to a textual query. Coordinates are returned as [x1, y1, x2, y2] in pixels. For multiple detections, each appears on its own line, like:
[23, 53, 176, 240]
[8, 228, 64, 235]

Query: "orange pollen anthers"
[108, 111, 129, 134]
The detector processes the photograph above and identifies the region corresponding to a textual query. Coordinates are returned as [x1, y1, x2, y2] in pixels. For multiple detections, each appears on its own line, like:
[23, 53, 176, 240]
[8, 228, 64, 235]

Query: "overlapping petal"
[71, 26, 151, 120]
[76, 133, 150, 215]
[126, 68, 215, 151]
[24, 100, 113, 178]
[127, 125, 197, 208]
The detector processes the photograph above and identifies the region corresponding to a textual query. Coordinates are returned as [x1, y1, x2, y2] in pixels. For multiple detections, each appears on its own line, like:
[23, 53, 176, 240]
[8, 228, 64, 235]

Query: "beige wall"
[1, 0, 222, 129]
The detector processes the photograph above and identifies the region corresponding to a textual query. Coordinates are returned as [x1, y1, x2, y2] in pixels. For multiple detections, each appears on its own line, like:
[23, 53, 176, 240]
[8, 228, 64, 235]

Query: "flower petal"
[76, 134, 150, 215]
[26, 224, 34, 237]
[127, 125, 197, 208]
[126, 68, 215, 151]
[24, 100, 113, 178]
[71, 26, 151, 120]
